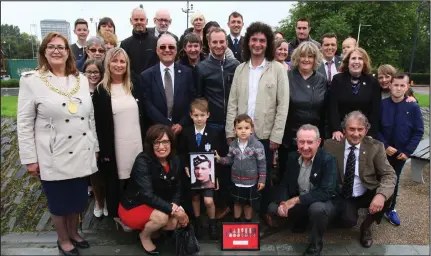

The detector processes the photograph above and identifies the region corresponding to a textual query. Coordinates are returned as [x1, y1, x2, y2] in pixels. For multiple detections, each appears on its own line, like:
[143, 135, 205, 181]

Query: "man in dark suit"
[317, 33, 342, 86]
[324, 111, 396, 248]
[147, 9, 179, 42]
[268, 124, 337, 256]
[141, 34, 195, 136]
[226, 11, 244, 62]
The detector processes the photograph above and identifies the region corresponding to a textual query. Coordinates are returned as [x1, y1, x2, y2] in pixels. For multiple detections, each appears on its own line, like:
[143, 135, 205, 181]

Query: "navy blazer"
[140, 62, 196, 127]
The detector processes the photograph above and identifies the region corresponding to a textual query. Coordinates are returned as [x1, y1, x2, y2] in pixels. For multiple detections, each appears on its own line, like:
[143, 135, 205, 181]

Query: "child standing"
[377, 73, 424, 226]
[215, 114, 266, 222]
[179, 98, 221, 240]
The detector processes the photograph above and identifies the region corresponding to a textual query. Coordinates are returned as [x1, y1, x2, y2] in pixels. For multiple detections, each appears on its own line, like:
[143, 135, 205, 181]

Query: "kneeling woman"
[119, 125, 189, 254]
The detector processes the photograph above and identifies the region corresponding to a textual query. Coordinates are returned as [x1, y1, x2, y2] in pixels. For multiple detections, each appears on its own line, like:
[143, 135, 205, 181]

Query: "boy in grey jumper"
[215, 114, 266, 222]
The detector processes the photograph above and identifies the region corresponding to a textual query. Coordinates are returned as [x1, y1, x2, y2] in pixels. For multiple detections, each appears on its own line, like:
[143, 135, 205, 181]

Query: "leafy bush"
[0, 79, 19, 88]
[410, 73, 430, 85]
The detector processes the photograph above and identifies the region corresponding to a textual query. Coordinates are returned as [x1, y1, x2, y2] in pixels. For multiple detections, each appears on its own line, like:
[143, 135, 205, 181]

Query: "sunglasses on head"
[88, 48, 106, 54]
[159, 45, 176, 50]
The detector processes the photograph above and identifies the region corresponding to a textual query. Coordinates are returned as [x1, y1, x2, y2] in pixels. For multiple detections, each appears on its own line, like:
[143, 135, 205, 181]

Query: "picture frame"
[221, 222, 260, 251]
[189, 152, 216, 190]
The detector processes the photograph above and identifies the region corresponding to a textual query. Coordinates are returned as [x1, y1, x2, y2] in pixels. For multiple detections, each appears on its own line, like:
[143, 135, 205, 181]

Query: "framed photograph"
[190, 152, 216, 190]
[221, 222, 260, 251]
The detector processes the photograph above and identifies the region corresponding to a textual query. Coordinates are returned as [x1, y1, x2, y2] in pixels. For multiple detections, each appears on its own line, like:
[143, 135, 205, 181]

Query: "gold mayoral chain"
[41, 73, 81, 114]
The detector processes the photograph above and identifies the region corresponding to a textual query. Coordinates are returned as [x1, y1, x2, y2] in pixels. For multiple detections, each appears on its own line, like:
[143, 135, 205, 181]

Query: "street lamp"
[181, 1, 194, 30]
[89, 18, 99, 34]
[409, 1, 428, 73]
[3, 41, 11, 58]
[357, 23, 371, 47]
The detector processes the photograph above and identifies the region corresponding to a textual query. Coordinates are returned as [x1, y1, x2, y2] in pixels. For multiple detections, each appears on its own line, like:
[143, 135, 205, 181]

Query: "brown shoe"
[215, 207, 231, 219]
[260, 214, 278, 228]
[360, 225, 373, 248]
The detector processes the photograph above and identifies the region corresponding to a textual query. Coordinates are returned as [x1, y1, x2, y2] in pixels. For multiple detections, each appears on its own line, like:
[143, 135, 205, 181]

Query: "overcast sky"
[1, 1, 295, 43]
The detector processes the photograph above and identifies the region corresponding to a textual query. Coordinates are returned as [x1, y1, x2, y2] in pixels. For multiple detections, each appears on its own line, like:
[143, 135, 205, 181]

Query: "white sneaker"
[103, 203, 108, 217]
[93, 207, 102, 218]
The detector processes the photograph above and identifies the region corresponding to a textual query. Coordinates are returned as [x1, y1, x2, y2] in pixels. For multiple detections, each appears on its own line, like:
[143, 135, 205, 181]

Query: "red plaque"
[221, 222, 260, 251]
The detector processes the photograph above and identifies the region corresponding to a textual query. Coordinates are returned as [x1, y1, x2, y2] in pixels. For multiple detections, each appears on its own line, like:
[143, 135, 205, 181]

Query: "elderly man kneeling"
[268, 124, 337, 256]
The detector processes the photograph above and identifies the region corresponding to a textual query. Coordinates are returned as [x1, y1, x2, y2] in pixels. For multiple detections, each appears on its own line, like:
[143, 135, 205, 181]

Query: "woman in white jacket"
[17, 32, 98, 256]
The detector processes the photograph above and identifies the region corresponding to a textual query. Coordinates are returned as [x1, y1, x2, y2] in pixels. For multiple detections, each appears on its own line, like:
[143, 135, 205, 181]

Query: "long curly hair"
[242, 22, 275, 62]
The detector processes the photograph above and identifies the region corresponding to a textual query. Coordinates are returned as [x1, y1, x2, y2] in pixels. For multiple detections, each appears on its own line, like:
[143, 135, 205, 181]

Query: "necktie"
[233, 38, 239, 53]
[196, 133, 202, 146]
[164, 68, 174, 119]
[352, 81, 360, 95]
[342, 146, 356, 199]
[326, 60, 333, 83]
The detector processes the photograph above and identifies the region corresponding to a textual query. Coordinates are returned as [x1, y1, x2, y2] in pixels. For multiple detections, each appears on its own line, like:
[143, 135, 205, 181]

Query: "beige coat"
[17, 70, 99, 181]
[323, 137, 396, 200]
[225, 60, 289, 144]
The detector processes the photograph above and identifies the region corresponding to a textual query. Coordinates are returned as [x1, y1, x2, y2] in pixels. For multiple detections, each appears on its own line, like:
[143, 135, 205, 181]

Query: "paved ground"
[1, 88, 18, 96]
[412, 86, 430, 95]
[1, 231, 429, 255]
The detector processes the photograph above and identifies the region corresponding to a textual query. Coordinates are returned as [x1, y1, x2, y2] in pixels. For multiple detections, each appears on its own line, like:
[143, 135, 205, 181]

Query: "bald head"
[157, 34, 177, 48]
[130, 8, 148, 32]
[154, 9, 172, 33]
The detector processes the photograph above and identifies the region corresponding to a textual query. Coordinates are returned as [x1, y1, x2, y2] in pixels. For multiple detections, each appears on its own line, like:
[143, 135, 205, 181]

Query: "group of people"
[16, 6, 425, 256]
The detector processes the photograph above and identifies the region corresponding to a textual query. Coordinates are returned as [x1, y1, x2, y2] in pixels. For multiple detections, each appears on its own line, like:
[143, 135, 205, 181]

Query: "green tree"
[1, 24, 39, 59]
[278, 1, 430, 73]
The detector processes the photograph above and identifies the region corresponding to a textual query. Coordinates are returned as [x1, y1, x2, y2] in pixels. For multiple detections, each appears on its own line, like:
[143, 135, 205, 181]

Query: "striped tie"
[342, 146, 356, 198]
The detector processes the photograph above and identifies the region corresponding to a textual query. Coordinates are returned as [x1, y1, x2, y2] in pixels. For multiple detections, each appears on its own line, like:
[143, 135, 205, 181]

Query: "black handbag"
[175, 225, 200, 256]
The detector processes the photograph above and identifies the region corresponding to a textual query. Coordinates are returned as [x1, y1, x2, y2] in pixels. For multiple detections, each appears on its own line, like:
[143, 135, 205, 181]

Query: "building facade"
[40, 20, 71, 42]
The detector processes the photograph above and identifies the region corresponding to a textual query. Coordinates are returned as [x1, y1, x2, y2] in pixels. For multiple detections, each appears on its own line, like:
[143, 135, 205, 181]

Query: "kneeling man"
[324, 111, 396, 248]
[268, 124, 338, 256]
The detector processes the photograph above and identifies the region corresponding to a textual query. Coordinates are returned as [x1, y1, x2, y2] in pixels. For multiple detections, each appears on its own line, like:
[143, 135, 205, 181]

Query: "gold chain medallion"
[41, 72, 81, 114]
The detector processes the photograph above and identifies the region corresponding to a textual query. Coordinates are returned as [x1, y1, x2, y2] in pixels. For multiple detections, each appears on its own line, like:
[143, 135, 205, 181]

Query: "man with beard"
[225, 22, 289, 228]
[288, 18, 320, 61]
[120, 8, 158, 87]
[195, 27, 240, 219]
[317, 33, 341, 86]
[147, 9, 179, 42]
[226, 11, 244, 62]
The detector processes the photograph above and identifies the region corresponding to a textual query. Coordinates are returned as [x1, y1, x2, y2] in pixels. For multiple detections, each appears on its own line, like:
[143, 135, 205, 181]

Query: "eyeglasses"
[46, 45, 67, 52]
[155, 18, 172, 24]
[153, 140, 170, 147]
[85, 70, 100, 76]
[88, 48, 106, 54]
[159, 45, 176, 51]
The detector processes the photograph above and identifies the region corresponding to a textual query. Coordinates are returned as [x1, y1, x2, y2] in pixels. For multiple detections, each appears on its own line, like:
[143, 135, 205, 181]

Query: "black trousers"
[334, 189, 392, 228]
[258, 139, 273, 215]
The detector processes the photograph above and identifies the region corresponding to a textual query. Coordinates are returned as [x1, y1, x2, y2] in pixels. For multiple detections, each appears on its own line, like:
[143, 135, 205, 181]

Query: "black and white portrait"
[190, 153, 216, 190]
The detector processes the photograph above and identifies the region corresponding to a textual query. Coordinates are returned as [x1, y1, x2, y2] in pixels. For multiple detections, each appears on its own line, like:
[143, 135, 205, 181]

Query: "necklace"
[40, 72, 81, 114]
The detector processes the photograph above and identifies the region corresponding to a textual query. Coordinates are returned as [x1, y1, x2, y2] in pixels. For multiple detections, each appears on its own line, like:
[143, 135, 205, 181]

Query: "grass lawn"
[1, 96, 18, 117]
[415, 93, 430, 107]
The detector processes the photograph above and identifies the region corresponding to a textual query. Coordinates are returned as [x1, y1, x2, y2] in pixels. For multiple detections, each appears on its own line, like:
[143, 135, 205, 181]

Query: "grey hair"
[341, 111, 371, 130]
[157, 34, 177, 48]
[297, 124, 320, 139]
[85, 36, 106, 49]
[131, 7, 146, 18]
[290, 41, 323, 70]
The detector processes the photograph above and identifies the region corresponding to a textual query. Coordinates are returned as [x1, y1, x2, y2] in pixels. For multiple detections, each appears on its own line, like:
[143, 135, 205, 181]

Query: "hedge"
[410, 73, 430, 85]
[1, 79, 19, 88]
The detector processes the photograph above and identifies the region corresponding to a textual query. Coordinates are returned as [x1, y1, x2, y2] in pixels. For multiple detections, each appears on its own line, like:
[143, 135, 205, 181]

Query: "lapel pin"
[363, 151, 366, 154]
[406, 112, 409, 114]
[314, 173, 317, 177]
[363, 82, 366, 85]
[135, 99, 139, 102]
[205, 133, 207, 136]
[178, 70, 181, 73]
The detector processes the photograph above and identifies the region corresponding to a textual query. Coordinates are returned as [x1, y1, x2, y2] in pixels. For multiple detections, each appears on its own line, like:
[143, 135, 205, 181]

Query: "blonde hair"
[190, 11, 205, 25]
[377, 64, 397, 77]
[99, 31, 118, 47]
[340, 47, 372, 74]
[290, 41, 322, 70]
[99, 47, 133, 95]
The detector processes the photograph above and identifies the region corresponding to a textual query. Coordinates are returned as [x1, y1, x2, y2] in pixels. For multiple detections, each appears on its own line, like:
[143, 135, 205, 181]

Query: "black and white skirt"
[230, 184, 261, 210]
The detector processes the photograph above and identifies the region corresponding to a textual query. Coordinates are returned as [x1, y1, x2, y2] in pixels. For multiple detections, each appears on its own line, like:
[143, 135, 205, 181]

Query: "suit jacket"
[227, 35, 244, 62]
[323, 137, 396, 200]
[140, 62, 196, 127]
[147, 27, 179, 43]
[317, 55, 342, 81]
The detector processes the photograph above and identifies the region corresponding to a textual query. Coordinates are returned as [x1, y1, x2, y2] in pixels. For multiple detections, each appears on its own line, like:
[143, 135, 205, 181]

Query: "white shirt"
[322, 57, 338, 81]
[230, 34, 240, 44]
[75, 41, 84, 49]
[155, 29, 161, 38]
[160, 62, 175, 92]
[344, 141, 367, 197]
[235, 139, 253, 188]
[194, 126, 205, 135]
[247, 59, 266, 121]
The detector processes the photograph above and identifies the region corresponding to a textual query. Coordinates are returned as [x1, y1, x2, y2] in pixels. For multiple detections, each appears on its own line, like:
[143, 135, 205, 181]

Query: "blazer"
[329, 72, 381, 137]
[147, 27, 179, 43]
[140, 62, 196, 127]
[317, 55, 342, 81]
[268, 148, 337, 214]
[17, 70, 98, 181]
[225, 60, 290, 144]
[227, 35, 244, 62]
[323, 137, 396, 200]
[121, 153, 182, 215]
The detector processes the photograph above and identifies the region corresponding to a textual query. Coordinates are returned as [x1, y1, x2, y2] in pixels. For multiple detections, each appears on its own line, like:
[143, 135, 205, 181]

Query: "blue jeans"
[388, 156, 406, 210]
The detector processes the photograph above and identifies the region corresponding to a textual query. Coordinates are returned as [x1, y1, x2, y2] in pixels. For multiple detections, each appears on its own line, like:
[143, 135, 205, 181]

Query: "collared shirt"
[195, 126, 205, 135]
[344, 141, 367, 197]
[247, 58, 266, 120]
[230, 34, 240, 44]
[238, 139, 248, 153]
[75, 41, 84, 49]
[297, 155, 315, 195]
[155, 29, 161, 38]
[159, 62, 175, 92]
[322, 57, 338, 81]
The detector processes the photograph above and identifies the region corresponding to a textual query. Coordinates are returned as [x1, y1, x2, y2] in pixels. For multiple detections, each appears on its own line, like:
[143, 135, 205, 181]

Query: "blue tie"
[233, 38, 239, 52]
[196, 133, 202, 146]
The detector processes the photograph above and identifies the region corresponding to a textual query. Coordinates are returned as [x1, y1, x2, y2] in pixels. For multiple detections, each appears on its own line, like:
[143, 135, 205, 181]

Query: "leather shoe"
[143, 246, 159, 255]
[360, 226, 373, 248]
[70, 238, 90, 249]
[303, 241, 323, 256]
[57, 240, 79, 256]
[259, 214, 278, 228]
[215, 207, 231, 219]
